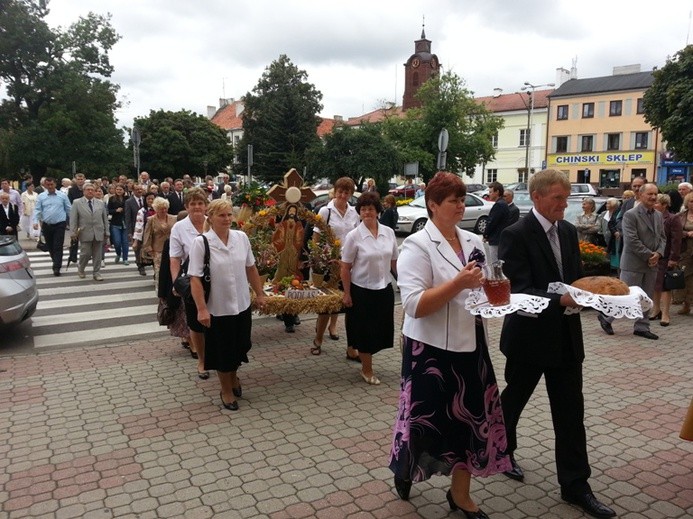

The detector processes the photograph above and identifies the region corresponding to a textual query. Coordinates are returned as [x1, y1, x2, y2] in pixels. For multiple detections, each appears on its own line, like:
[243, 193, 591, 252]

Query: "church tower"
[402, 26, 440, 110]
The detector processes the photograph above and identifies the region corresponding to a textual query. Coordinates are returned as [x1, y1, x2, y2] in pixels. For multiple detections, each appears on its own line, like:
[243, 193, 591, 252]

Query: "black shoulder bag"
[172, 235, 211, 302]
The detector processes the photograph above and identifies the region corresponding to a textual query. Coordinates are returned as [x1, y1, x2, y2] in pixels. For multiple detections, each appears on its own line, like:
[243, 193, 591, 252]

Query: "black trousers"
[500, 357, 592, 495]
[42, 221, 66, 271]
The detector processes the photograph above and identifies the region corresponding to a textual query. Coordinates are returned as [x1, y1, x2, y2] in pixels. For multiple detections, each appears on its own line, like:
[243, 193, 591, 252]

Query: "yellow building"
[546, 68, 662, 191]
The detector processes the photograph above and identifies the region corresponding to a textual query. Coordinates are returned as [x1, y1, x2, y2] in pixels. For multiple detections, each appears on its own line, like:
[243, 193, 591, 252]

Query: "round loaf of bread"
[571, 276, 630, 296]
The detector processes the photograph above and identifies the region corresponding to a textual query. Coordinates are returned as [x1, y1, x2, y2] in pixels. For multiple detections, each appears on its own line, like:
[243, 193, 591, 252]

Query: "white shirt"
[170, 216, 204, 262]
[341, 222, 398, 290]
[313, 200, 360, 246]
[188, 229, 255, 316]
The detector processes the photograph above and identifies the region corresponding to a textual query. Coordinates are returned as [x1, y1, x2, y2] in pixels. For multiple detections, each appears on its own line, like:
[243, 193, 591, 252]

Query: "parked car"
[466, 183, 487, 194]
[570, 183, 600, 197]
[475, 181, 527, 199]
[0, 236, 38, 327]
[512, 192, 610, 222]
[309, 190, 361, 213]
[510, 191, 533, 217]
[388, 184, 418, 198]
[396, 193, 494, 235]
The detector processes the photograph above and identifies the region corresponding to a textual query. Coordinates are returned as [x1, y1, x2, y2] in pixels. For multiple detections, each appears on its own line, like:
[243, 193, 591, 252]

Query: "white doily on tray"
[547, 282, 653, 318]
[465, 290, 550, 318]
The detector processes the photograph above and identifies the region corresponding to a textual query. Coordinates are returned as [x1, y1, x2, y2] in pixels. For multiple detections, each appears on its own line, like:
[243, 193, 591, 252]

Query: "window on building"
[582, 103, 594, 118]
[555, 136, 568, 153]
[491, 133, 498, 148]
[609, 100, 623, 116]
[517, 169, 528, 183]
[607, 133, 620, 150]
[634, 132, 649, 149]
[412, 72, 419, 87]
[636, 98, 645, 114]
[581, 135, 594, 152]
[557, 105, 569, 120]
[486, 169, 497, 183]
[519, 129, 531, 147]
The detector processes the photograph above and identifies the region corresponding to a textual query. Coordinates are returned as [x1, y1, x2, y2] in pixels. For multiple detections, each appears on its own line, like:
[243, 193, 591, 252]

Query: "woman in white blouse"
[389, 172, 510, 517]
[311, 177, 360, 359]
[341, 192, 398, 385]
[188, 199, 266, 411]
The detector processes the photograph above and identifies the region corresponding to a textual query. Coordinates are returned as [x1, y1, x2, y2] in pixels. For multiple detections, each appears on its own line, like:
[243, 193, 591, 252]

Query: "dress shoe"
[93, 273, 103, 281]
[503, 454, 524, 481]
[220, 392, 239, 411]
[634, 330, 658, 340]
[78, 270, 86, 279]
[197, 370, 210, 380]
[393, 476, 411, 501]
[232, 384, 242, 398]
[53, 269, 61, 277]
[446, 490, 489, 519]
[561, 491, 616, 518]
[285, 324, 295, 333]
[598, 314, 614, 335]
[660, 320, 670, 327]
[138, 267, 146, 276]
[293, 315, 301, 325]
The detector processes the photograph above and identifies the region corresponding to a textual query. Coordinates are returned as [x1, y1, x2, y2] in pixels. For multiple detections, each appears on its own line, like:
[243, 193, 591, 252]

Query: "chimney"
[334, 115, 343, 121]
[570, 57, 578, 79]
[613, 64, 641, 75]
[206, 105, 217, 119]
[555, 67, 571, 87]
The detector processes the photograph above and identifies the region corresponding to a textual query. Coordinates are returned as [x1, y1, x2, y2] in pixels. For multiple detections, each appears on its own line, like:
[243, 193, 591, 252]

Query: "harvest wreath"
[244, 202, 344, 316]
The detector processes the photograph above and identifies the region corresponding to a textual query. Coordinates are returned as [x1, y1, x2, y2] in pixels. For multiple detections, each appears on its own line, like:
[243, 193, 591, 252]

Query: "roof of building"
[210, 100, 244, 131]
[550, 71, 654, 98]
[344, 106, 405, 126]
[474, 89, 552, 112]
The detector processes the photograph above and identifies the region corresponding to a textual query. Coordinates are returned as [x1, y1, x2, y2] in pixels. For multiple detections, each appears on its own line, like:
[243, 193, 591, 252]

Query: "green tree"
[238, 55, 323, 183]
[383, 71, 504, 182]
[0, 0, 126, 178]
[643, 45, 693, 161]
[132, 109, 234, 179]
[306, 123, 402, 193]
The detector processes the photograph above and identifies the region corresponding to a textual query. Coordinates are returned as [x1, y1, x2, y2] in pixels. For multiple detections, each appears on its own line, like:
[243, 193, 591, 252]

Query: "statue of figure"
[272, 204, 304, 283]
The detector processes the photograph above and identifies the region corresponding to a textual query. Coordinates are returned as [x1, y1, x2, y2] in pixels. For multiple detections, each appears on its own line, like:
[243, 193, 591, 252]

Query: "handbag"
[172, 236, 211, 302]
[663, 267, 685, 291]
[157, 299, 175, 326]
[36, 234, 49, 252]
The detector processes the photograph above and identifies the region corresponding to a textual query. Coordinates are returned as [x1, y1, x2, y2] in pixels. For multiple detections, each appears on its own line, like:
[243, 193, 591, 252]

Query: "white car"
[396, 193, 494, 235]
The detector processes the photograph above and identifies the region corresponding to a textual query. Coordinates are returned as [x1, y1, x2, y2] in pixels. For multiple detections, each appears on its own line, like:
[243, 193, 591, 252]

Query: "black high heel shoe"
[394, 476, 411, 500]
[446, 490, 490, 519]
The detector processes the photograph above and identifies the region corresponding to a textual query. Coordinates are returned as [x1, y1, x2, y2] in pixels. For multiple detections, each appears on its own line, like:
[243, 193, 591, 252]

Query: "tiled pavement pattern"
[1, 307, 691, 518]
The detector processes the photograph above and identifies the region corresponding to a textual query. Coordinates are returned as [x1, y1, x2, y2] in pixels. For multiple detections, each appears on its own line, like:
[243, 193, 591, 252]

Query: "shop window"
[634, 132, 648, 149]
[600, 170, 621, 188]
[607, 133, 620, 151]
[555, 136, 568, 153]
[486, 169, 497, 183]
[631, 169, 646, 180]
[557, 105, 569, 120]
[582, 103, 594, 118]
[581, 135, 593, 152]
[609, 100, 622, 116]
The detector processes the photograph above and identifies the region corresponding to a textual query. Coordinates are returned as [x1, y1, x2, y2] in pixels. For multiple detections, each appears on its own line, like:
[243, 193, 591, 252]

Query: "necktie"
[88, 200, 93, 213]
[547, 225, 563, 280]
[138, 198, 143, 209]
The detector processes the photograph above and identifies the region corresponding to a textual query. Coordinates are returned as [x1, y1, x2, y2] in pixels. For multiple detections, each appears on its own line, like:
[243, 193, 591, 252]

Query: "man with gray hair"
[678, 182, 692, 211]
[70, 183, 109, 281]
[598, 183, 666, 340]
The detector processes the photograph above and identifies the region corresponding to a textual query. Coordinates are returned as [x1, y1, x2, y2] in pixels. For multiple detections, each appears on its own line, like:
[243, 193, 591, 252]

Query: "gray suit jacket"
[620, 204, 666, 273]
[70, 197, 109, 242]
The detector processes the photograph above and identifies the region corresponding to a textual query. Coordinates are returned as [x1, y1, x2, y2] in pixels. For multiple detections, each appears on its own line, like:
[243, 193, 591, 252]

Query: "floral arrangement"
[396, 198, 414, 206]
[579, 240, 608, 264]
[468, 247, 486, 266]
[308, 239, 340, 275]
[232, 181, 274, 212]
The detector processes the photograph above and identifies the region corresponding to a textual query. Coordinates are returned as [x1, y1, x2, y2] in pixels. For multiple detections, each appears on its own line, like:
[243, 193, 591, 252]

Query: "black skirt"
[204, 306, 252, 373]
[345, 283, 394, 355]
[184, 296, 205, 334]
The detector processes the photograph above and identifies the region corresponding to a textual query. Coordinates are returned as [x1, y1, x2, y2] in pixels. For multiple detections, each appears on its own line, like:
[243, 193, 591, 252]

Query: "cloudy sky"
[42, 0, 693, 130]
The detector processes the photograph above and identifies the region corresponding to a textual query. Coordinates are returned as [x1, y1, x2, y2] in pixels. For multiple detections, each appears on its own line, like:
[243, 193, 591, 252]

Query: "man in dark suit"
[124, 184, 146, 276]
[67, 173, 86, 202]
[483, 181, 510, 263]
[167, 179, 185, 215]
[613, 175, 645, 244]
[504, 189, 520, 224]
[498, 169, 616, 519]
[0, 192, 20, 235]
[598, 183, 666, 340]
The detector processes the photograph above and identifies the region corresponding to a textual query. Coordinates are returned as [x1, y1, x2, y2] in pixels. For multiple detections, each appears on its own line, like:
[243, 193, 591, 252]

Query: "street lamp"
[520, 82, 554, 178]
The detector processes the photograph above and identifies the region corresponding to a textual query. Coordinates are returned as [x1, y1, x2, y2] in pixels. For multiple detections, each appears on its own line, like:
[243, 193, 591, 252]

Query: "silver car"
[396, 193, 494, 235]
[0, 236, 38, 326]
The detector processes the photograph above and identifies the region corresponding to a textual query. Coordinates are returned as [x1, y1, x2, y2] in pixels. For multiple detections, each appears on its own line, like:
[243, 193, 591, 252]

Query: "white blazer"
[398, 220, 487, 352]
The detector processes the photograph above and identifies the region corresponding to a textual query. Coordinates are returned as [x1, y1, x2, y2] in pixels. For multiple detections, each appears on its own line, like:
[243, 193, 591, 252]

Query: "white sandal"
[360, 371, 380, 385]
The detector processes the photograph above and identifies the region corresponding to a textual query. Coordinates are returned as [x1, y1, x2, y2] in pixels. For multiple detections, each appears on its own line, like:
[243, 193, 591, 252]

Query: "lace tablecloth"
[465, 290, 550, 318]
[547, 282, 653, 318]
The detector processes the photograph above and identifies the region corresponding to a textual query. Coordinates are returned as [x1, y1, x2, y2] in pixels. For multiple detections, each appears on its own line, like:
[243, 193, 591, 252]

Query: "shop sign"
[548, 151, 654, 167]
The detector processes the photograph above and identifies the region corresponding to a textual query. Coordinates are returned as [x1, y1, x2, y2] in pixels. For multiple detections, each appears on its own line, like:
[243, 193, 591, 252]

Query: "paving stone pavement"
[1, 306, 691, 519]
